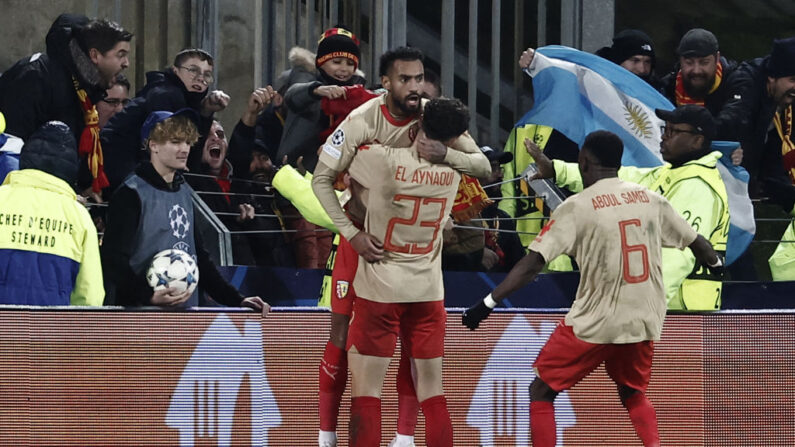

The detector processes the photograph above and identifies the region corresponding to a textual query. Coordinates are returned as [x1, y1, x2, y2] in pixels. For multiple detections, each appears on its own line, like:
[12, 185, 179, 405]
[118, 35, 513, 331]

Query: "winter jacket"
[278, 48, 366, 172]
[0, 14, 108, 142]
[101, 69, 212, 191]
[715, 57, 789, 194]
[0, 169, 103, 306]
[659, 56, 739, 129]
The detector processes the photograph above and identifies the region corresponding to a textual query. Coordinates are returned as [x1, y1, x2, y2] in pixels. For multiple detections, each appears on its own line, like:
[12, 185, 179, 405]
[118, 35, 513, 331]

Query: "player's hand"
[519, 48, 536, 70]
[241, 296, 271, 317]
[350, 231, 384, 262]
[416, 134, 448, 163]
[730, 147, 743, 166]
[151, 287, 192, 306]
[523, 138, 554, 180]
[237, 203, 255, 222]
[314, 85, 347, 100]
[462, 299, 494, 330]
[201, 90, 231, 115]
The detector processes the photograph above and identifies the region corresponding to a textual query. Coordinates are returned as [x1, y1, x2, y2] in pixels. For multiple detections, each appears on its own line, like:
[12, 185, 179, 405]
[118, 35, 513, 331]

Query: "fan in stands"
[146, 249, 199, 295]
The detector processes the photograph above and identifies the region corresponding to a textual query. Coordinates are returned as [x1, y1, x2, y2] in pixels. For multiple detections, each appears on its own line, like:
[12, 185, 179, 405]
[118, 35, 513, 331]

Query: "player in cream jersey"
[463, 131, 724, 447]
[342, 98, 480, 447]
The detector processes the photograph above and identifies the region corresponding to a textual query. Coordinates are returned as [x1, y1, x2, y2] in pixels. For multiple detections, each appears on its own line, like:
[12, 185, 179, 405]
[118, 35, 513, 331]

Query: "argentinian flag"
[519, 45, 755, 264]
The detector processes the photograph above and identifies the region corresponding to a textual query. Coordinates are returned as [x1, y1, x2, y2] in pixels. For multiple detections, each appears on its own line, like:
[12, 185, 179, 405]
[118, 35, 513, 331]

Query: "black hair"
[379, 46, 424, 77]
[114, 72, 131, 90]
[423, 68, 441, 96]
[582, 130, 624, 168]
[174, 48, 214, 67]
[421, 97, 470, 142]
[77, 19, 132, 54]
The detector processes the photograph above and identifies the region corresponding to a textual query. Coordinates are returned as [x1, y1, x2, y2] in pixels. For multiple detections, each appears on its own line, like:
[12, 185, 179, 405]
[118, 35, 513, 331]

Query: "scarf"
[774, 105, 795, 184]
[72, 76, 108, 192]
[674, 60, 723, 106]
[451, 174, 492, 223]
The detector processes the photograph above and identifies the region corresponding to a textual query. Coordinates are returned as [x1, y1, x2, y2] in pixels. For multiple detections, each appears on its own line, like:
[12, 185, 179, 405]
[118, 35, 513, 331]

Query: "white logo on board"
[467, 316, 575, 446]
[166, 314, 281, 445]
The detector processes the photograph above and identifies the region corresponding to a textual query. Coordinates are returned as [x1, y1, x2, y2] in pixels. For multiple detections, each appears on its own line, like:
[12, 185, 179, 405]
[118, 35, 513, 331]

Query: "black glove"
[462, 300, 494, 330]
[706, 253, 725, 277]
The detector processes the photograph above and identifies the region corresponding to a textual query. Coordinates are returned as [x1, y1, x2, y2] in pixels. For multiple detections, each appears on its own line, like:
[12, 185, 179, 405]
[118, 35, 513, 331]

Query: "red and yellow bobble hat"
[316, 27, 361, 69]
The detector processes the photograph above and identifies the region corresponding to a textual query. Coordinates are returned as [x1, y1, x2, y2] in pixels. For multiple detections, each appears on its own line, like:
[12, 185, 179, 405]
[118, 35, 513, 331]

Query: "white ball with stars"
[146, 249, 199, 294]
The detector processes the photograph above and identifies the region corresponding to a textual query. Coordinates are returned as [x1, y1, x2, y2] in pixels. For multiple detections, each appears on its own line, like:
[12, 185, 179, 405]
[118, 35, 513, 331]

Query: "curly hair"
[147, 115, 199, 147]
[379, 46, 424, 77]
[421, 97, 470, 142]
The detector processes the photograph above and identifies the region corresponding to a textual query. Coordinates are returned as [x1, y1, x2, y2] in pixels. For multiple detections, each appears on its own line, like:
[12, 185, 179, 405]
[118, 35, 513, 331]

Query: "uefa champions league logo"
[166, 314, 281, 445]
[169, 204, 190, 239]
[467, 316, 575, 446]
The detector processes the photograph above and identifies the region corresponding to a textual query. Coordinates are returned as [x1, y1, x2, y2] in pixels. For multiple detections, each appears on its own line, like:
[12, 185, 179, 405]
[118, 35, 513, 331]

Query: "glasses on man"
[660, 125, 700, 137]
[101, 98, 130, 107]
[178, 65, 214, 84]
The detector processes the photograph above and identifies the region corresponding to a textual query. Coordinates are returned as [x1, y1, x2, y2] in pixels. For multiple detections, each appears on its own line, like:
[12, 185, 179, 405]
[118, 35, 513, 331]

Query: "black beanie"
[609, 29, 656, 67]
[316, 27, 360, 69]
[19, 121, 80, 185]
[766, 36, 795, 78]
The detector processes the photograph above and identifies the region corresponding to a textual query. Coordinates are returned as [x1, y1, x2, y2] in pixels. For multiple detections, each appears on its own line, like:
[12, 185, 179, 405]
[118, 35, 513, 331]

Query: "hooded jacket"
[0, 121, 103, 306]
[101, 69, 213, 191]
[0, 14, 108, 142]
[278, 47, 366, 172]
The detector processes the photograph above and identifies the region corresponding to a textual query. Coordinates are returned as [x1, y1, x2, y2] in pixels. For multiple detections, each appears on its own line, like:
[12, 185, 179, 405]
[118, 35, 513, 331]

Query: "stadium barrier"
[0, 307, 792, 446]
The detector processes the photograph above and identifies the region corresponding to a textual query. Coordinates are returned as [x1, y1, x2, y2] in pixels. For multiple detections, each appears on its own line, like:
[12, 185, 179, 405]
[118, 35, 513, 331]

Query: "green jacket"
[553, 151, 729, 310]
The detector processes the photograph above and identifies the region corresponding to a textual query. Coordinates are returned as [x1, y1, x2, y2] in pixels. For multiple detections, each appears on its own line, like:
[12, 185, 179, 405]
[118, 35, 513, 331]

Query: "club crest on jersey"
[331, 129, 345, 146]
[408, 122, 419, 142]
[336, 281, 349, 299]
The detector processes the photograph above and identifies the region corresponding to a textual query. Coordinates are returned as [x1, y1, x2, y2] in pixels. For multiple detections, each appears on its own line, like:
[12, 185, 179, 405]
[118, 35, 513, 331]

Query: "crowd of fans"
[0, 12, 793, 310]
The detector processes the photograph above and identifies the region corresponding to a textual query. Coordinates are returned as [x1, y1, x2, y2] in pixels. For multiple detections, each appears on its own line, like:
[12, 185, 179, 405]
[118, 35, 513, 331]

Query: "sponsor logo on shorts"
[322, 144, 341, 160]
[336, 281, 349, 299]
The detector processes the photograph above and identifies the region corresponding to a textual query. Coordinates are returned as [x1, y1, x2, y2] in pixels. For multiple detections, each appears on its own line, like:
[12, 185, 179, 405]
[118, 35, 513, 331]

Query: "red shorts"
[330, 236, 359, 316]
[533, 321, 654, 393]
[346, 297, 446, 359]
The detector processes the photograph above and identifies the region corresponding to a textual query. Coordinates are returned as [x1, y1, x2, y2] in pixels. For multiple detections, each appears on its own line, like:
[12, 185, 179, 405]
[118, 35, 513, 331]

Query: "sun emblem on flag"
[623, 101, 653, 139]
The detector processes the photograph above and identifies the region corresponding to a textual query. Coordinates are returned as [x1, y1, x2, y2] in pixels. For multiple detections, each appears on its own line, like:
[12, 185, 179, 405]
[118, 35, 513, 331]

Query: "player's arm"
[312, 161, 361, 241]
[462, 250, 546, 330]
[689, 234, 723, 273]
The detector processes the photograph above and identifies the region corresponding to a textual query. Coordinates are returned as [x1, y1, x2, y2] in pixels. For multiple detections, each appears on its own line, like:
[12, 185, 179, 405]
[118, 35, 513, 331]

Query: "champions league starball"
[146, 249, 199, 294]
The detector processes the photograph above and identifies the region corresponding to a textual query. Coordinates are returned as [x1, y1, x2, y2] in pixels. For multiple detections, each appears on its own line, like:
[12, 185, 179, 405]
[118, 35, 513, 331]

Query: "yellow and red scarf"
[451, 174, 492, 223]
[72, 77, 109, 192]
[674, 60, 723, 106]
[774, 105, 795, 184]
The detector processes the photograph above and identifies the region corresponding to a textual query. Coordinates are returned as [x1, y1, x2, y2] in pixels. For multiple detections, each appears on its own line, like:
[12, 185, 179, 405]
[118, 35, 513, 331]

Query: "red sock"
[318, 341, 347, 431]
[530, 401, 556, 447]
[350, 396, 381, 447]
[624, 393, 660, 447]
[420, 395, 452, 447]
[396, 351, 419, 436]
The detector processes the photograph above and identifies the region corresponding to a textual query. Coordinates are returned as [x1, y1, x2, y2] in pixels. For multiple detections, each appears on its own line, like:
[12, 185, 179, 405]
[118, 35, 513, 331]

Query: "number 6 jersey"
[529, 177, 697, 344]
[347, 144, 461, 304]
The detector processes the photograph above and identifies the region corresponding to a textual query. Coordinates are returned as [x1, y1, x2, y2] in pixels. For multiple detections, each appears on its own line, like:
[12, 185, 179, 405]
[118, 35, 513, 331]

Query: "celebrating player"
[311, 47, 489, 447]
[463, 130, 723, 447]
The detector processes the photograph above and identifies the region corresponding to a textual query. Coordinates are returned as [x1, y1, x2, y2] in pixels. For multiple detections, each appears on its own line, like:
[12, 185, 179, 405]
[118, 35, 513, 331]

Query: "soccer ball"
[146, 249, 199, 294]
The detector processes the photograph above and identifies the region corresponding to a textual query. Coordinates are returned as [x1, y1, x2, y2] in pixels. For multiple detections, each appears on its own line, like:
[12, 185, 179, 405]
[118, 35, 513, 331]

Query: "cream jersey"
[529, 177, 697, 344]
[348, 144, 461, 303]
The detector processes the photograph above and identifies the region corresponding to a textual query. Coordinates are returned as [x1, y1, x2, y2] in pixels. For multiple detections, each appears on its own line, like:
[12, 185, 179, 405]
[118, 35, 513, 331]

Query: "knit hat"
[603, 29, 656, 66]
[316, 27, 360, 69]
[677, 28, 719, 58]
[766, 36, 795, 78]
[19, 121, 79, 185]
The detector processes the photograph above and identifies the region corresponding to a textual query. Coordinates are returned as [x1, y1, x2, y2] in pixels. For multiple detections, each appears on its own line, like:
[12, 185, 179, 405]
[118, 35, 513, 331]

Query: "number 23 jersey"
[530, 177, 697, 344]
[348, 144, 461, 303]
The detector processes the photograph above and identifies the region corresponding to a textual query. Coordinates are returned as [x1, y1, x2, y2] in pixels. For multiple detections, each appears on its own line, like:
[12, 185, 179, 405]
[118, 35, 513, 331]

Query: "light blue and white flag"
[518, 45, 755, 263]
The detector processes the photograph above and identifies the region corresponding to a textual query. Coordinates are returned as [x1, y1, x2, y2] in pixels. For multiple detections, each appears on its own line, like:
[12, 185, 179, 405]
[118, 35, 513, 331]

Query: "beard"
[394, 93, 421, 116]
[682, 72, 715, 98]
